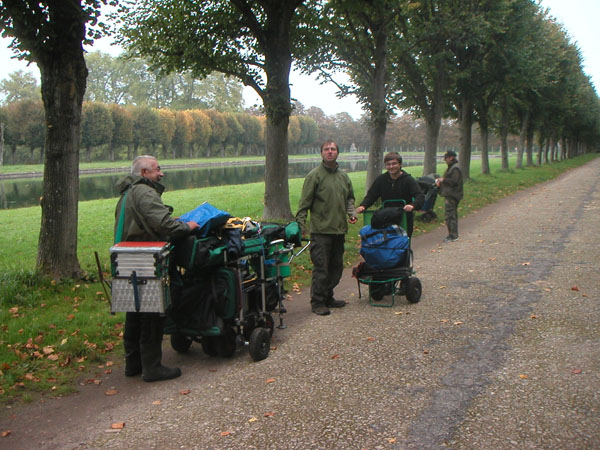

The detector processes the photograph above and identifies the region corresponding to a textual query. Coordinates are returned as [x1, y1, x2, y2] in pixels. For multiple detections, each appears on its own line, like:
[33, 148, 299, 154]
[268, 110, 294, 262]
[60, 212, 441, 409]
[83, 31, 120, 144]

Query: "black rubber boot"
[124, 340, 142, 377]
[123, 313, 142, 377]
[140, 314, 181, 382]
[140, 341, 181, 382]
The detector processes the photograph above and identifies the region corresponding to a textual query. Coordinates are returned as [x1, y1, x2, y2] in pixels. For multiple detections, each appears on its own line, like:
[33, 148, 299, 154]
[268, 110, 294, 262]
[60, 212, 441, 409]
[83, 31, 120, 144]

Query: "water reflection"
[0, 159, 419, 209]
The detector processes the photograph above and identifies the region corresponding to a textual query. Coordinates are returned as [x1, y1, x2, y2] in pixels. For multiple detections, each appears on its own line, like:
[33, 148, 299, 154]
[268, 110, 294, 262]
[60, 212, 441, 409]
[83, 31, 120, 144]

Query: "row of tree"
[1, 97, 527, 165]
[1, 1, 598, 278]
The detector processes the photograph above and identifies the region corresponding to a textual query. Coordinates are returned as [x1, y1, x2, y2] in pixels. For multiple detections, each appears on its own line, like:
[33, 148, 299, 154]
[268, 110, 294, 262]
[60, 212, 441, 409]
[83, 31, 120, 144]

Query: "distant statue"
[349, 142, 357, 153]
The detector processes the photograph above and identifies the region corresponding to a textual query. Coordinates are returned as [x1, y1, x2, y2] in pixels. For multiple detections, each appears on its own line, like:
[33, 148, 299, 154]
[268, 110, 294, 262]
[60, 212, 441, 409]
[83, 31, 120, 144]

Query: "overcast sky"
[0, 0, 598, 120]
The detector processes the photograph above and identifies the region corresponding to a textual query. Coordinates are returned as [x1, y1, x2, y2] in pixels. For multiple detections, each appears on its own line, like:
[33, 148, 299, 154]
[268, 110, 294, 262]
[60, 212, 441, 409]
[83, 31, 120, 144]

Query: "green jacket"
[114, 174, 191, 242]
[295, 162, 357, 234]
[440, 161, 464, 201]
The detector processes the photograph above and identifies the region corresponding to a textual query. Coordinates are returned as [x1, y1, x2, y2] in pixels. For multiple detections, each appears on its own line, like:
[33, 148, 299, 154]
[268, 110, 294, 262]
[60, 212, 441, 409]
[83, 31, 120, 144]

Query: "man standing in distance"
[296, 141, 358, 316]
[435, 150, 463, 242]
[114, 155, 198, 382]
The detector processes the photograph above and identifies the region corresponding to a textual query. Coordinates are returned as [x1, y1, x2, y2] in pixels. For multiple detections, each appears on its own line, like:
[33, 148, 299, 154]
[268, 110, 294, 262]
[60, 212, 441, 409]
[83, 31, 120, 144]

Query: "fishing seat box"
[110, 241, 172, 313]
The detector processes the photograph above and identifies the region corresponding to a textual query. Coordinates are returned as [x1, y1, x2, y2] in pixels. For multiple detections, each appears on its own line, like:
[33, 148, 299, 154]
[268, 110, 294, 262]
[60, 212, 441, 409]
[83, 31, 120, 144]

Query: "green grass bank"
[0, 154, 597, 404]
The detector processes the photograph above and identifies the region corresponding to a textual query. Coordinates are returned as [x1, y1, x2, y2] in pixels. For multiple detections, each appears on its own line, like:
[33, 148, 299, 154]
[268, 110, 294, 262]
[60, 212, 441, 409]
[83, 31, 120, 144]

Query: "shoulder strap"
[114, 190, 129, 244]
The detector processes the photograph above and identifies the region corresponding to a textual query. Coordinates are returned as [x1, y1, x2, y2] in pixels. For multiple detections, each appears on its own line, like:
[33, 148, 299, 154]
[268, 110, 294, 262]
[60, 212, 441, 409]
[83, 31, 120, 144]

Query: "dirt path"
[1, 158, 599, 449]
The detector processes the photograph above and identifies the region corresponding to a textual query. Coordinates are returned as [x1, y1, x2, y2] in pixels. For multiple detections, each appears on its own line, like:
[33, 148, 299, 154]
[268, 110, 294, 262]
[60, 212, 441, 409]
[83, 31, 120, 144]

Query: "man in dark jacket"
[296, 141, 358, 316]
[435, 150, 463, 242]
[114, 155, 198, 382]
[356, 152, 424, 237]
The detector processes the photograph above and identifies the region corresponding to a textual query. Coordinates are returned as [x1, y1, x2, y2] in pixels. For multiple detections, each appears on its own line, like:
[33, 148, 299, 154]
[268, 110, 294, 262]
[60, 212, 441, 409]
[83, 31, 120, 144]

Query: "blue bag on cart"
[359, 224, 409, 269]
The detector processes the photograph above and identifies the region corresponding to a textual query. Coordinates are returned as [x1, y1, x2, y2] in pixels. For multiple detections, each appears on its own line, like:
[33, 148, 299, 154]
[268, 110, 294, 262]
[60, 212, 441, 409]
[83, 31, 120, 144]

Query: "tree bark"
[526, 120, 534, 166]
[262, 39, 293, 221]
[457, 97, 473, 180]
[365, 25, 389, 190]
[499, 94, 510, 170]
[516, 110, 529, 169]
[37, 47, 87, 278]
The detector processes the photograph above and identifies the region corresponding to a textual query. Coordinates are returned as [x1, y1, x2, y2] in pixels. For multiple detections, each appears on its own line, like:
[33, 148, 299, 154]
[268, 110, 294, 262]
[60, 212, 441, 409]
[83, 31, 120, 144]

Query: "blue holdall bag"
[359, 224, 409, 269]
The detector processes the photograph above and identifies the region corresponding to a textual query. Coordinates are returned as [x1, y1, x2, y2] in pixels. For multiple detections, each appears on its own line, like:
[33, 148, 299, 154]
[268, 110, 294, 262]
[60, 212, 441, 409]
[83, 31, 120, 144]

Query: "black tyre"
[405, 277, 422, 304]
[170, 334, 193, 353]
[201, 336, 219, 357]
[217, 328, 237, 358]
[248, 327, 271, 362]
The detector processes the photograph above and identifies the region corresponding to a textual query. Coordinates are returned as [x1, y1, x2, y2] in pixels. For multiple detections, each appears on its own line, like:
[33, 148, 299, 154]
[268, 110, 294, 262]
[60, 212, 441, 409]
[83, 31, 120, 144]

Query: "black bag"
[371, 207, 404, 229]
[173, 235, 225, 270]
[168, 267, 238, 334]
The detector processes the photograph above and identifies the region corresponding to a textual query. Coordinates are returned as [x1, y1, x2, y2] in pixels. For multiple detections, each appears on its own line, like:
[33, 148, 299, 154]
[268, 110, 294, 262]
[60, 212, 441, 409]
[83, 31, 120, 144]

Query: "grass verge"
[0, 154, 597, 404]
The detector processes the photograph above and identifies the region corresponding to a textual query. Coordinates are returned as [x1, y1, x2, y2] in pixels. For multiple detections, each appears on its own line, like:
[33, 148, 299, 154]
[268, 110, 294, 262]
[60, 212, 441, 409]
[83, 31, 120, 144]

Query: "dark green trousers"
[444, 197, 460, 237]
[309, 233, 345, 307]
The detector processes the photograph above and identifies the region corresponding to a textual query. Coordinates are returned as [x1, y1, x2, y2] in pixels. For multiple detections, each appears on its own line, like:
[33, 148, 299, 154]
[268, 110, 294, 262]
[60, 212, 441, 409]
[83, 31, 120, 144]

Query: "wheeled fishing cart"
[164, 219, 303, 362]
[354, 200, 422, 307]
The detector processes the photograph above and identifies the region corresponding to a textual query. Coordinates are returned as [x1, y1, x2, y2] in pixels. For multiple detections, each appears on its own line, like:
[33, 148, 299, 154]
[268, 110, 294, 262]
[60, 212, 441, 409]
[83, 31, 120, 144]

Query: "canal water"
[0, 159, 422, 210]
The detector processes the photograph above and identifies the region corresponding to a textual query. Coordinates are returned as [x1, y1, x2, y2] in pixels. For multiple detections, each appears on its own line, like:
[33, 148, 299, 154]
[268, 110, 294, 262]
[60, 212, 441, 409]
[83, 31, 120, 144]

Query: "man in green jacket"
[435, 150, 463, 242]
[296, 141, 358, 316]
[114, 155, 198, 382]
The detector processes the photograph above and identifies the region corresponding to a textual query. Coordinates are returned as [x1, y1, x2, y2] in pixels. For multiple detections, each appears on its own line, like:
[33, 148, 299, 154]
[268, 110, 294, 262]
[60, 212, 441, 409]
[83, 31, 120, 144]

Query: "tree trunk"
[366, 25, 388, 190]
[499, 94, 509, 170]
[0, 123, 4, 167]
[526, 121, 534, 166]
[37, 47, 87, 278]
[261, 30, 293, 221]
[516, 110, 528, 169]
[457, 97, 473, 180]
[479, 122, 490, 175]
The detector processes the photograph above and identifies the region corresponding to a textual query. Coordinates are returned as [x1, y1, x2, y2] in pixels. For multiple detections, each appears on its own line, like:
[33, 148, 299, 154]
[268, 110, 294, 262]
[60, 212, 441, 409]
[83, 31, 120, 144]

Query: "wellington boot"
[140, 342, 181, 382]
[124, 340, 142, 377]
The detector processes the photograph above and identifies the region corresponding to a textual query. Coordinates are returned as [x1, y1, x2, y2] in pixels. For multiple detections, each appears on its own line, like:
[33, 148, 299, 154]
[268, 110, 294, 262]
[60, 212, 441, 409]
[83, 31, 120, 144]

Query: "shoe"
[312, 305, 331, 316]
[443, 235, 459, 243]
[326, 298, 347, 308]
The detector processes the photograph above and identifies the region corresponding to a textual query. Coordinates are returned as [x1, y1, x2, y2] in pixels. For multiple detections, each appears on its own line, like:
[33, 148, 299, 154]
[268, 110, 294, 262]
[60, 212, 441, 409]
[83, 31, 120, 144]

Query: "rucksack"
[359, 224, 409, 269]
[371, 207, 404, 229]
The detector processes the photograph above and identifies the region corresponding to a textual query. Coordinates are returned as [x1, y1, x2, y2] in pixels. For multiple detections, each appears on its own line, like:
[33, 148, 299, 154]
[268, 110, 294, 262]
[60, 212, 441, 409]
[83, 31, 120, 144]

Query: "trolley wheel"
[217, 329, 237, 358]
[170, 334, 193, 353]
[201, 336, 219, 357]
[248, 327, 271, 362]
[405, 277, 422, 304]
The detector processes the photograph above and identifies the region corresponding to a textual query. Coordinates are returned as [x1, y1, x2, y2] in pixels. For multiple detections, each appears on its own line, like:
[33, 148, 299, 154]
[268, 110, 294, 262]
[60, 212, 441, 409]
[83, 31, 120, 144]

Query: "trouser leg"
[444, 198, 459, 237]
[123, 312, 142, 377]
[309, 234, 345, 307]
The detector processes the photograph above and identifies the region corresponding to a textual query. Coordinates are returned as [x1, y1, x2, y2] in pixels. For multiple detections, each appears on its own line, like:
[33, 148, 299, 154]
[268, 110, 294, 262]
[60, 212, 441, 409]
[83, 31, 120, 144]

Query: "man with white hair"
[114, 155, 198, 382]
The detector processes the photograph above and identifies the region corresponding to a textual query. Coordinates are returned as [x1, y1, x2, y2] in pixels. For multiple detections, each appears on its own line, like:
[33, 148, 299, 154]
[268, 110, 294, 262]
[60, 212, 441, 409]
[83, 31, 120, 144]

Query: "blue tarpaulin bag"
[177, 202, 231, 238]
[359, 224, 409, 269]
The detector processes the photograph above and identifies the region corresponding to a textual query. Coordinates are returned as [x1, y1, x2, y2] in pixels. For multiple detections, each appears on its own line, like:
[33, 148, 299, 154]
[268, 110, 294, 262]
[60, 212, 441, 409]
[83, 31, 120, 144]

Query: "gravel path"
[1, 158, 599, 449]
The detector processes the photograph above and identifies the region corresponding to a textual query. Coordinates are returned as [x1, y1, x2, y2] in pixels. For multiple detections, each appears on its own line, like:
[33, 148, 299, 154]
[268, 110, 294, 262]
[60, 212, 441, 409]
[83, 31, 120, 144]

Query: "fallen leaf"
[179, 389, 191, 395]
[530, 314, 537, 319]
[331, 354, 340, 359]
[388, 438, 397, 443]
[1, 430, 11, 437]
[366, 337, 375, 341]
[423, 350, 429, 354]
[453, 321, 463, 326]
[521, 262, 531, 266]
[105, 389, 118, 396]
[519, 374, 529, 379]
[439, 285, 446, 289]
[263, 412, 275, 417]
[265, 378, 276, 384]
[571, 369, 582, 374]
[42, 346, 55, 355]
[111, 422, 125, 429]
[248, 417, 258, 423]
[571, 286, 579, 291]
[152, 400, 161, 405]
[395, 311, 404, 315]
[220, 431, 232, 436]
